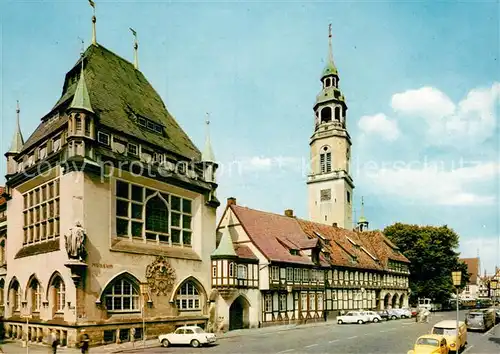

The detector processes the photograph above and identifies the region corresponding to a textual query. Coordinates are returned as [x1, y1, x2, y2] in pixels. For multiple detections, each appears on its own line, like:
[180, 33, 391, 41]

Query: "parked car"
[158, 326, 217, 348]
[495, 309, 500, 324]
[395, 308, 412, 318]
[431, 320, 467, 353]
[360, 310, 382, 323]
[337, 311, 370, 324]
[387, 309, 403, 320]
[407, 334, 449, 354]
[378, 310, 391, 320]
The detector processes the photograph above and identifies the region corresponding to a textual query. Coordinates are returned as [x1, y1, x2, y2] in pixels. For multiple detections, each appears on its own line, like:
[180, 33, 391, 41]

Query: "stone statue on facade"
[65, 221, 87, 261]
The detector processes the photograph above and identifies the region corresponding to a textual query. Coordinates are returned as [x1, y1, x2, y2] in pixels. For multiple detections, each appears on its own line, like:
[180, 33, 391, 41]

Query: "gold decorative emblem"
[145, 256, 176, 296]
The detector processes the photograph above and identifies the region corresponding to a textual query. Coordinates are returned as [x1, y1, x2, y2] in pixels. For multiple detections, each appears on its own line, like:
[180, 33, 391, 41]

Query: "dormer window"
[128, 144, 138, 156]
[39, 145, 47, 160]
[290, 249, 300, 256]
[137, 115, 163, 135]
[52, 136, 62, 152]
[98, 132, 110, 146]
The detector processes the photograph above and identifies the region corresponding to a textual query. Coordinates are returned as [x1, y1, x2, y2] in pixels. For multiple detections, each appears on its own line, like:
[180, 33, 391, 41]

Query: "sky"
[1, 1, 499, 274]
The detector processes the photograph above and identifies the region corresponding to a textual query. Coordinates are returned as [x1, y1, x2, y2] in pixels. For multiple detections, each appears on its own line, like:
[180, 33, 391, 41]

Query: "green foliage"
[384, 223, 470, 305]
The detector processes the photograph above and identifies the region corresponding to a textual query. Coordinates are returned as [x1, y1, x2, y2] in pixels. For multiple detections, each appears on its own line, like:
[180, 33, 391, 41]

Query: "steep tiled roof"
[0, 186, 6, 207]
[226, 203, 409, 271]
[362, 231, 410, 267]
[22, 44, 200, 160]
[230, 205, 326, 266]
[234, 244, 259, 261]
[460, 257, 480, 284]
[298, 220, 384, 270]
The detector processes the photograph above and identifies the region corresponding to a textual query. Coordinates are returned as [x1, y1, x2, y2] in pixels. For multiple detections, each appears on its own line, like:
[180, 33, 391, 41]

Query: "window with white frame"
[309, 293, 315, 310]
[301, 293, 308, 310]
[52, 136, 62, 152]
[52, 276, 66, 312]
[23, 179, 60, 245]
[279, 294, 287, 311]
[237, 264, 247, 280]
[29, 278, 42, 312]
[271, 266, 279, 281]
[229, 262, 235, 277]
[265, 294, 272, 312]
[128, 143, 138, 156]
[294, 268, 300, 282]
[320, 146, 332, 173]
[104, 277, 140, 312]
[212, 265, 217, 278]
[9, 280, 21, 311]
[176, 281, 200, 310]
[98, 131, 110, 145]
[317, 293, 323, 310]
[286, 268, 293, 282]
[39, 145, 47, 160]
[115, 180, 192, 246]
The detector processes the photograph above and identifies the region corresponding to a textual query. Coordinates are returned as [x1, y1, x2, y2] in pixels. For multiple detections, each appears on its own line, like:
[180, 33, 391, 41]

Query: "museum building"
[2, 24, 219, 346]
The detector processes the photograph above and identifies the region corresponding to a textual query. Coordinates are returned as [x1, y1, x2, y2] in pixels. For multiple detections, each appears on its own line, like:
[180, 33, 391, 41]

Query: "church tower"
[307, 25, 354, 229]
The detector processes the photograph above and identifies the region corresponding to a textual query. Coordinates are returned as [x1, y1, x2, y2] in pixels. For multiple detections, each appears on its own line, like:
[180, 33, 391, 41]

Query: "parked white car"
[360, 310, 382, 323]
[396, 308, 412, 318]
[158, 325, 217, 348]
[337, 311, 370, 324]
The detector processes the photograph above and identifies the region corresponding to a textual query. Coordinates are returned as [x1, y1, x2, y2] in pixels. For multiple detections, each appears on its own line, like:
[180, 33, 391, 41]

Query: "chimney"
[227, 197, 237, 207]
[284, 209, 294, 218]
[332, 222, 338, 228]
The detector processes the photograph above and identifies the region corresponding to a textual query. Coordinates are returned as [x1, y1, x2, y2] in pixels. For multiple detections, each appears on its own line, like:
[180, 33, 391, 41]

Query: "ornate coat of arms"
[145, 256, 176, 296]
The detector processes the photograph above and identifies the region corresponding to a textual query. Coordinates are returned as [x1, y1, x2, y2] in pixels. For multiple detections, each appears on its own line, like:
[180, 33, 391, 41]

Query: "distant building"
[459, 257, 480, 300]
[2, 14, 218, 347]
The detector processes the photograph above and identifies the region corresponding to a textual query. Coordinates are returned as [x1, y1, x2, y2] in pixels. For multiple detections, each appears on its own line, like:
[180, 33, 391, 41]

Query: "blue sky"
[1, 1, 499, 273]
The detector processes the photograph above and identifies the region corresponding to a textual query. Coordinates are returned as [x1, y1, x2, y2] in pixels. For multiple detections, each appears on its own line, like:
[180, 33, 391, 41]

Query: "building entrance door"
[229, 296, 250, 330]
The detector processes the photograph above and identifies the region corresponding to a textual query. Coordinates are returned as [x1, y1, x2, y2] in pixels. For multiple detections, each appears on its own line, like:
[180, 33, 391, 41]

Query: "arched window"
[9, 279, 21, 311]
[237, 265, 247, 280]
[104, 277, 140, 312]
[145, 195, 169, 241]
[50, 276, 66, 313]
[334, 107, 341, 121]
[325, 78, 331, 88]
[75, 113, 82, 132]
[320, 146, 332, 173]
[320, 107, 332, 123]
[28, 278, 42, 312]
[175, 281, 200, 310]
[229, 262, 235, 277]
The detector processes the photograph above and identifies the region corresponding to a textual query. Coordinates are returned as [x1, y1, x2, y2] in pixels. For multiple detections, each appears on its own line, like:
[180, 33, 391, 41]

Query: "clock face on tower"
[320, 189, 331, 201]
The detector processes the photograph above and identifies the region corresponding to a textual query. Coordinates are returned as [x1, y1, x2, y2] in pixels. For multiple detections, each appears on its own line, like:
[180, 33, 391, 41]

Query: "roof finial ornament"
[328, 23, 334, 65]
[88, 0, 97, 45]
[130, 28, 139, 70]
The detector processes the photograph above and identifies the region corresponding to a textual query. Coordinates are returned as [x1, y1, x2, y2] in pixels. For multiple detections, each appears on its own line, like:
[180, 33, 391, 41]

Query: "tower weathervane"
[328, 23, 334, 65]
[130, 28, 139, 69]
[88, 0, 97, 45]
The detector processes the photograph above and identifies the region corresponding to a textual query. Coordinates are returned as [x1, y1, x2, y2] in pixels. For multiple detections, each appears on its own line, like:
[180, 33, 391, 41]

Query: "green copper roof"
[315, 86, 345, 106]
[22, 44, 201, 159]
[212, 228, 237, 257]
[358, 216, 368, 223]
[69, 68, 94, 113]
[9, 119, 24, 154]
[202, 124, 215, 162]
[322, 61, 338, 77]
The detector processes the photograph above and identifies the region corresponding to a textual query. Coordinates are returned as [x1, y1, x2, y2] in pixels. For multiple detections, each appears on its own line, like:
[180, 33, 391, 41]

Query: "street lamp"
[451, 271, 462, 352]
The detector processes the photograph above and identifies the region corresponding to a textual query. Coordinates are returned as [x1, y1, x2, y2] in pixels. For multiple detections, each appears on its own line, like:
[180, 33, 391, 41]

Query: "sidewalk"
[0, 320, 337, 354]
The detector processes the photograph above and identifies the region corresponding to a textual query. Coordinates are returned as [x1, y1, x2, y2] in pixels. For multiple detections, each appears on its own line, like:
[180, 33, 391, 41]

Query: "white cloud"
[360, 161, 500, 206]
[459, 237, 500, 275]
[390, 83, 500, 147]
[358, 113, 401, 141]
[248, 156, 273, 169]
[392, 86, 455, 119]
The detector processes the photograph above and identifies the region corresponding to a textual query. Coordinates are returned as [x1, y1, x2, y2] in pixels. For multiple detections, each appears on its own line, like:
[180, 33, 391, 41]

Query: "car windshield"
[433, 327, 455, 336]
[192, 328, 204, 333]
[417, 338, 438, 346]
[467, 314, 482, 319]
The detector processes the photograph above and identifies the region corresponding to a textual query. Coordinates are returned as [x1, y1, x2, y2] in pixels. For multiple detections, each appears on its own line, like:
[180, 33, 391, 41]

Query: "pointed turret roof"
[322, 24, 338, 78]
[69, 60, 94, 113]
[211, 228, 237, 257]
[8, 101, 24, 154]
[202, 115, 215, 162]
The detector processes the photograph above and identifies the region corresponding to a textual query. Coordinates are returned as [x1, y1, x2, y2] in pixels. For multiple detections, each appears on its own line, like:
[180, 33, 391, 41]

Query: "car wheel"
[191, 339, 201, 348]
[373, 318, 379, 323]
[161, 339, 170, 347]
[391, 315, 397, 320]
[357, 320, 364, 324]
[337, 319, 343, 324]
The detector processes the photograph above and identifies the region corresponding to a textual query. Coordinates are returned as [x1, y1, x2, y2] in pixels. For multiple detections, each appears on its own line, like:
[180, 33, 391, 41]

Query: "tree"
[383, 223, 470, 305]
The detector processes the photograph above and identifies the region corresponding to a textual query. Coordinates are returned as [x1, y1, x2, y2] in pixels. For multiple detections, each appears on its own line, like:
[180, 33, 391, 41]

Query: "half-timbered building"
[213, 198, 410, 330]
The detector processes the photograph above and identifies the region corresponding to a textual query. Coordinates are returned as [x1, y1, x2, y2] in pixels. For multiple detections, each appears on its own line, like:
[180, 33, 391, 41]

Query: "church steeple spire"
[322, 23, 338, 78]
[202, 113, 215, 163]
[8, 100, 24, 154]
[357, 197, 369, 232]
[70, 48, 94, 114]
